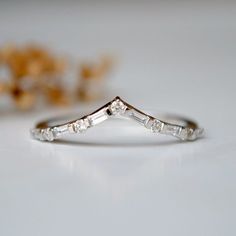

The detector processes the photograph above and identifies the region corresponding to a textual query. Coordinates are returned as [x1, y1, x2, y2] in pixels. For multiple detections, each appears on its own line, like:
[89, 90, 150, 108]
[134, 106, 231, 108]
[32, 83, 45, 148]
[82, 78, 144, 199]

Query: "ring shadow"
[52, 138, 183, 148]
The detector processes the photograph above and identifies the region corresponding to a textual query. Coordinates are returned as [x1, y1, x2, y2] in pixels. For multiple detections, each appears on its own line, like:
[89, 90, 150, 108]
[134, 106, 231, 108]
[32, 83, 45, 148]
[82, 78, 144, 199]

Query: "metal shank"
[31, 96, 204, 142]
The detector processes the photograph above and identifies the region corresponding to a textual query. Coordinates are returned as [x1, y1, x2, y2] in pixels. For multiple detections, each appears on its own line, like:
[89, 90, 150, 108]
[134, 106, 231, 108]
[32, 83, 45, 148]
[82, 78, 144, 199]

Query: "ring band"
[31, 96, 204, 142]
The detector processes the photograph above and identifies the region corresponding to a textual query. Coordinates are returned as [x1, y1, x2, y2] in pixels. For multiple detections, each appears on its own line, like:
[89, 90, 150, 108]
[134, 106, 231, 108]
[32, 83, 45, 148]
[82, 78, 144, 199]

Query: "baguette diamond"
[129, 110, 150, 126]
[52, 125, 69, 138]
[88, 108, 108, 126]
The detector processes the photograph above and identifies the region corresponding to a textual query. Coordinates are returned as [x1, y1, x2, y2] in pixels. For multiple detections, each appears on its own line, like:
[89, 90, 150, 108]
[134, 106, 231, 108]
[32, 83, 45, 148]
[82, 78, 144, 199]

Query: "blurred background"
[0, 1, 236, 236]
[1, 0, 235, 119]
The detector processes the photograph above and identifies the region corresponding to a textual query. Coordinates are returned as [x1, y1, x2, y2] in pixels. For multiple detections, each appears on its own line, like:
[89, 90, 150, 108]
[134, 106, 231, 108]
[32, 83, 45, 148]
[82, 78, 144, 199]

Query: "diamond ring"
[31, 96, 204, 142]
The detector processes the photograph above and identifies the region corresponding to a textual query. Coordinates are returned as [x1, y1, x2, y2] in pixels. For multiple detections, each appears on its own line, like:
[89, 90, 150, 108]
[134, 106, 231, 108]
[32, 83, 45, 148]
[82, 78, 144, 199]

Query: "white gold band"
[31, 96, 204, 142]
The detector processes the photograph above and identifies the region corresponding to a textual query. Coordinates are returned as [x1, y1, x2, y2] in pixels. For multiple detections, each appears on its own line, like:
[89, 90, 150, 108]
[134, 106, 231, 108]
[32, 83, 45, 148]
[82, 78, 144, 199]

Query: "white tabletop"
[0, 1, 236, 235]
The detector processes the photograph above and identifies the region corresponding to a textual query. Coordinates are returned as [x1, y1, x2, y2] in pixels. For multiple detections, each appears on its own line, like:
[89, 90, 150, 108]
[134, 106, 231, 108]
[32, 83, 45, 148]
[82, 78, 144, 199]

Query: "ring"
[31, 96, 204, 142]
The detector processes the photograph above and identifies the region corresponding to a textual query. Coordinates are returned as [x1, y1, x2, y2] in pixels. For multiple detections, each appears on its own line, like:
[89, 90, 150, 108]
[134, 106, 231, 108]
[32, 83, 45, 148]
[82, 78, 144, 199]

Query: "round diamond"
[151, 119, 163, 133]
[42, 128, 54, 141]
[74, 119, 89, 133]
[110, 99, 127, 115]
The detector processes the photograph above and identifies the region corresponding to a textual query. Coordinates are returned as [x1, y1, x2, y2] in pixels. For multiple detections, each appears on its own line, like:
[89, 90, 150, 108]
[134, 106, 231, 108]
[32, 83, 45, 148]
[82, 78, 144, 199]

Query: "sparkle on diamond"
[151, 119, 163, 133]
[110, 99, 127, 115]
[74, 119, 90, 133]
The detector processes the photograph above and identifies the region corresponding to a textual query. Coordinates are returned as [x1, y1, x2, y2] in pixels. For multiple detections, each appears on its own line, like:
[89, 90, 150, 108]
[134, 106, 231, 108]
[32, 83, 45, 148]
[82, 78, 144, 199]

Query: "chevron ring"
[31, 96, 204, 142]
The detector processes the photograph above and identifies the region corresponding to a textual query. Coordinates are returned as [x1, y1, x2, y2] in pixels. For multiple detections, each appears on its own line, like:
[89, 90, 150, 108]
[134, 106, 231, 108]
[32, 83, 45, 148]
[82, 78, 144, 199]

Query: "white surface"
[0, 1, 236, 236]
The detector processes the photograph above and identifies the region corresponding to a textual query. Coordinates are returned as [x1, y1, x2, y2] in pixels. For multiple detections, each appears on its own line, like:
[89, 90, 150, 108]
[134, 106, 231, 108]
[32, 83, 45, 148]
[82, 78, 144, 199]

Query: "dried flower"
[0, 43, 112, 111]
